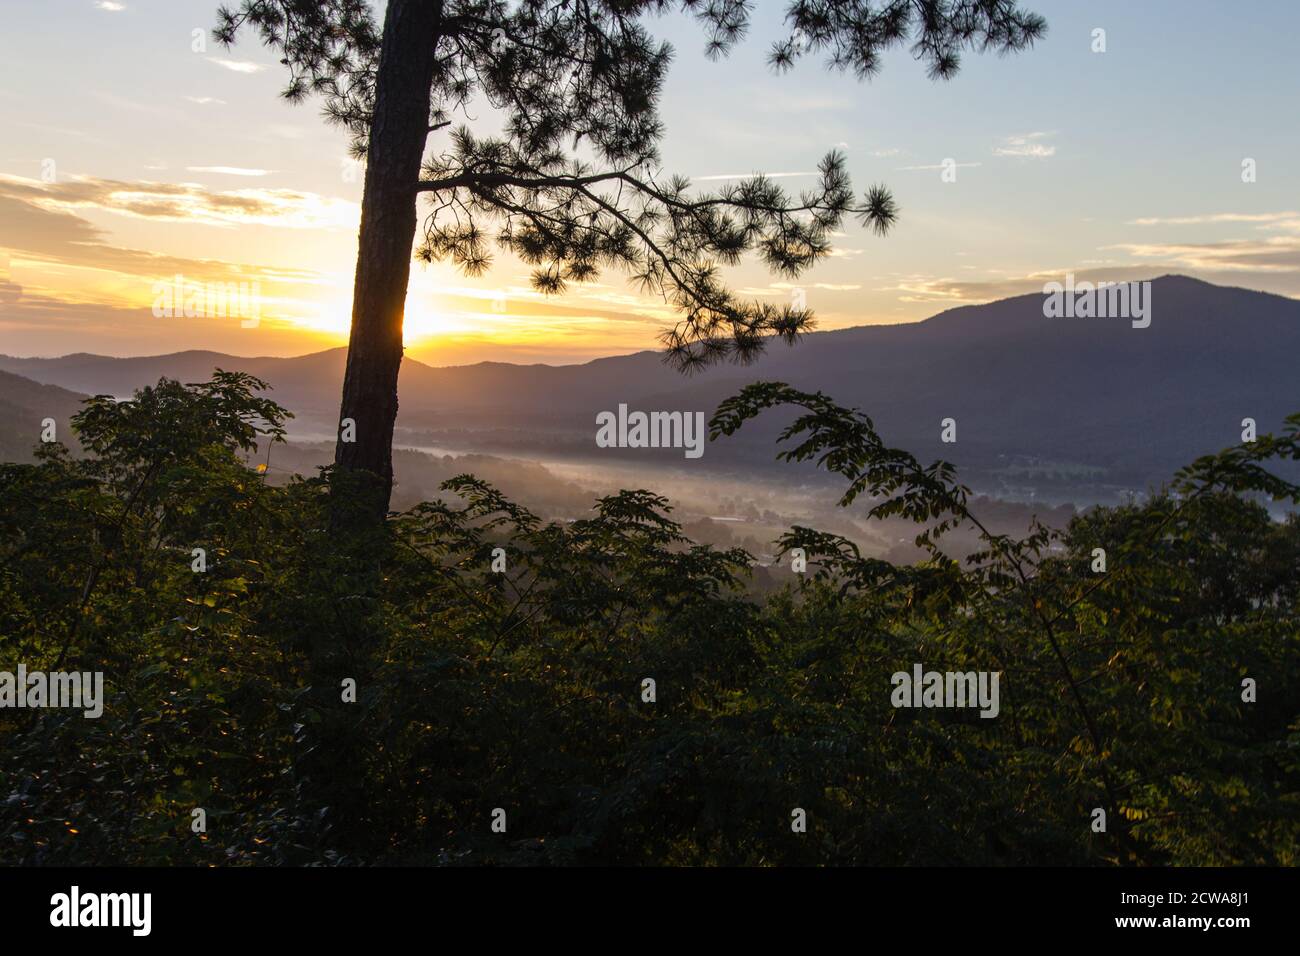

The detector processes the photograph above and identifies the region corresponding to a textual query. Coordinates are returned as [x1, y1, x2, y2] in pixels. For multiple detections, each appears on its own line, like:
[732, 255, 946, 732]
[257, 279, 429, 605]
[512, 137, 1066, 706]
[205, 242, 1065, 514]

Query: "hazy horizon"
[2, 270, 1289, 365]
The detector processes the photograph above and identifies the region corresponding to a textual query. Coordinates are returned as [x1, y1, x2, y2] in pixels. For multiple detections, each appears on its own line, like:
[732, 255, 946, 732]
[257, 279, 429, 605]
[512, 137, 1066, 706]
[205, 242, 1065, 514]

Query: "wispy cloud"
[95, 1, 126, 11]
[1128, 211, 1300, 227]
[993, 132, 1056, 159]
[186, 166, 273, 177]
[0, 180, 325, 316]
[1107, 237, 1300, 273]
[184, 96, 227, 106]
[210, 58, 264, 74]
[0, 173, 357, 231]
[879, 266, 1168, 305]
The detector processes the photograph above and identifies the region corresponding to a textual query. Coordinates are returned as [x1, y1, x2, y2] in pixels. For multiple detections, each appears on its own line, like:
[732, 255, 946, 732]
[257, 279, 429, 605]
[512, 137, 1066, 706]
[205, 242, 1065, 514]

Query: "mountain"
[0, 348, 349, 420]
[3, 275, 1298, 499]
[0, 370, 87, 462]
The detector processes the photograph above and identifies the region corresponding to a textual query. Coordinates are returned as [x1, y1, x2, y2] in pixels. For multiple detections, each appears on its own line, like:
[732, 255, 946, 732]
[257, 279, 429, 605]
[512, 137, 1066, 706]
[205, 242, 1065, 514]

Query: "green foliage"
[1, 375, 1297, 865]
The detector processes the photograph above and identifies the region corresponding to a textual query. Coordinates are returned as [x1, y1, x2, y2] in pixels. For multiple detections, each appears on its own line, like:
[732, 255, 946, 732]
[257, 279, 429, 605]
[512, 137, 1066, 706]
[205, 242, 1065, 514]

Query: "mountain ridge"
[6, 273, 1289, 371]
[2, 275, 1297, 498]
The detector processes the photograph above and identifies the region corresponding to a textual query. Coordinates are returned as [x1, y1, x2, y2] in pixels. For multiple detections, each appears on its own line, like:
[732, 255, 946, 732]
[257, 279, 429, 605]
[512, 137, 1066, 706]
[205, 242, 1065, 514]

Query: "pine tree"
[215, 0, 1046, 513]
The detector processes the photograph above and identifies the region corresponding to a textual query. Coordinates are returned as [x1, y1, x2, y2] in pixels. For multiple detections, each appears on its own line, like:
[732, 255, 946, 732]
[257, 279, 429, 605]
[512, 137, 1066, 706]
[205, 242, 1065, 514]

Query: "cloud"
[1107, 237, 1300, 274]
[877, 266, 1173, 305]
[95, 1, 125, 11]
[1128, 211, 1300, 228]
[210, 58, 264, 74]
[186, 166, 274, 177]
[1109, 212, 1300, 277]
[879, 257, 1300, 307]
[0, 173, 357, 231]
[993, 132, 1056, 159]
[0, 183, 322, 284]
[0, 179, 343, 356]
[185, 96, 227, 106]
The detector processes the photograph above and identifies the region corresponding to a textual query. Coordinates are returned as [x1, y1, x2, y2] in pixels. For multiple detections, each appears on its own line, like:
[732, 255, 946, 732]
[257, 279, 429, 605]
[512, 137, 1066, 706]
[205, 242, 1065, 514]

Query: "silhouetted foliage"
[1, 374, 1296, 865]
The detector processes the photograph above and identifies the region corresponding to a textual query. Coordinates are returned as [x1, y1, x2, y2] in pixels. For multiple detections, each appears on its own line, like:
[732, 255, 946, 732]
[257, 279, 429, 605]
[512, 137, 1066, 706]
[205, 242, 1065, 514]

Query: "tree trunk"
[310, 0, 441, 851]
[334, 0, 442, 514]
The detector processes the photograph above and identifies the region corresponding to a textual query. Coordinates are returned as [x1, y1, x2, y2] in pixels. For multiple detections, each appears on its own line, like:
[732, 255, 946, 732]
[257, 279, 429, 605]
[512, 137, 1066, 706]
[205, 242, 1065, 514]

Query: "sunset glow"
[4, 0, 1300, 367]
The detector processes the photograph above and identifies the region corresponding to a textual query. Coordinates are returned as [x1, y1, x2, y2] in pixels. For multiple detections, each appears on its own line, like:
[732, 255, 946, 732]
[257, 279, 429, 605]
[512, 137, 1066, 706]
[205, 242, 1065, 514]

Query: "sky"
[2, 0, 1300, 366]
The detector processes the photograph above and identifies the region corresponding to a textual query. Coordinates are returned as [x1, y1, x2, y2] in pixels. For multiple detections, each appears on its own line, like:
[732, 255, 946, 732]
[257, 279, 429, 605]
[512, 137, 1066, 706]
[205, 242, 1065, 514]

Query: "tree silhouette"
[215, 0, 1046, 512]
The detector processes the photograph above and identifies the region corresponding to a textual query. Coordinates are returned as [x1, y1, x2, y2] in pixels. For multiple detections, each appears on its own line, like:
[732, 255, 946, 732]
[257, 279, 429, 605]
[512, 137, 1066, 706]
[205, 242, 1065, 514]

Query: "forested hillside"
[1, 374, 1296, 865]
[0, 370, 84, 463]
